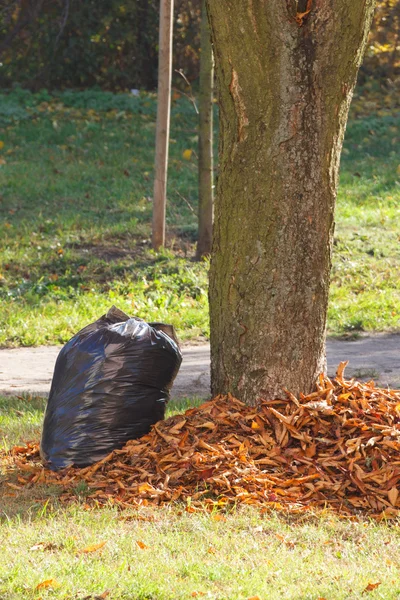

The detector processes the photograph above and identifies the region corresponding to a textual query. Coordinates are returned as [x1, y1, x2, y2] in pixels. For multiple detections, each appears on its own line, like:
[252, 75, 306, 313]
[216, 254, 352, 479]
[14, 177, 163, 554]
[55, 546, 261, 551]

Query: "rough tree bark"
[206, 0, 375, 405]
[152, 0, 174, 250]
[196, 0, 214, 260]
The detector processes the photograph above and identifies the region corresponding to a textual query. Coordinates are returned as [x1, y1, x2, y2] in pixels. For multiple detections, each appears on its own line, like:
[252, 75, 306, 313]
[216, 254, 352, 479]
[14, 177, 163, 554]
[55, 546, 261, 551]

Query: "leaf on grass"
[0, 141, 4, 150]
[136, 540, 149, 550]
[6, 482, 23, 490]
[35, 579, 60, 590]
[182, 149, 193, 160]
[211, 514, 227, 522]
[30, 542, 59, 552]
[363, 582, 381, 593]
[247, 596, 262, 600]
[80, 541, 107, 553]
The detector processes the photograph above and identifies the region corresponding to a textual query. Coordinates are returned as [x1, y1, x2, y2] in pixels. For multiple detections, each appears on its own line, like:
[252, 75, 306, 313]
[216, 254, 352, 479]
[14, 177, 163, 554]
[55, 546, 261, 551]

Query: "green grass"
[0, 87, 399, 346]
[1, 395, 400, 600]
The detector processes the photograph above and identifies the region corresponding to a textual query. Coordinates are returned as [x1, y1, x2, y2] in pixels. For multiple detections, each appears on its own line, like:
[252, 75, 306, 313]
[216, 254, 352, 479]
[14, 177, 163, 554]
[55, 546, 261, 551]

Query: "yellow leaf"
[182, 149, 193, 160]
[0, 141, 4, 150]
[397, 164, 400, 176]
[35, 579, 60, 590]
[136, 540, 149, 550]
[388, 487, 399, 506]
[80, 541, 107, 553]
[251, 420, 261, 430]
[138, 482, 154, 494]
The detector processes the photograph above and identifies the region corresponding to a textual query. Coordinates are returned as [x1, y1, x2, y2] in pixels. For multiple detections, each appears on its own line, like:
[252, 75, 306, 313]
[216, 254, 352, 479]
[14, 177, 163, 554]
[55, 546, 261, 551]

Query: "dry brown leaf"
[388, 487, 399, 506]
[80, 541, 107, 554]
[363, 582, 382, 593]
[30, 542, 59, 552]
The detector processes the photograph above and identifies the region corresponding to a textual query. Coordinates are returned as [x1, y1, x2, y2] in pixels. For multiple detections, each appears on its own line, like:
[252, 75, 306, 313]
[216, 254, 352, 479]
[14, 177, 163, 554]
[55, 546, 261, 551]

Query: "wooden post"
[152, 0, 174, 250]
[196, 0, 214, 260]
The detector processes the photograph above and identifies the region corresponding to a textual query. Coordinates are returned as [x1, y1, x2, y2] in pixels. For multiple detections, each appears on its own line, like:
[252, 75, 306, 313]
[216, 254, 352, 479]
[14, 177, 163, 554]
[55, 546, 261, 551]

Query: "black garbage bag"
[40, 307, 182, 470]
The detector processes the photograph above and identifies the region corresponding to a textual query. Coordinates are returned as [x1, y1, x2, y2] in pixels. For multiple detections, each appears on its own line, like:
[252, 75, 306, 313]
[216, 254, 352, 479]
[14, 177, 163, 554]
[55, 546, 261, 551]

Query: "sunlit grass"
[0, 88, 399, 346]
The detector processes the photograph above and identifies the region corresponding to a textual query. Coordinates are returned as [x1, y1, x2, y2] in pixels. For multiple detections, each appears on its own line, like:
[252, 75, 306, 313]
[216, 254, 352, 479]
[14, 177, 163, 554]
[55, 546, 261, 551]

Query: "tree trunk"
[152, 0, 174, 250]
[196, 0, 214, 260]
[206, 0, 375, 405]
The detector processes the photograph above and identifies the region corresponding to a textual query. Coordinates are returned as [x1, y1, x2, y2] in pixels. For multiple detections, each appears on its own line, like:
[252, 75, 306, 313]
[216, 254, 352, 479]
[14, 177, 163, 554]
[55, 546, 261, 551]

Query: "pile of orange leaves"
[3, 363, 400, 519]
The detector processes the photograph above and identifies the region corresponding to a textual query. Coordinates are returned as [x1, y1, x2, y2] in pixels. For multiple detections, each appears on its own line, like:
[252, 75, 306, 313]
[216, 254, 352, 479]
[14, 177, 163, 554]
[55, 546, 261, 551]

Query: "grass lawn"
[2, 394, 400, 600]
[0, 84, 399, 346]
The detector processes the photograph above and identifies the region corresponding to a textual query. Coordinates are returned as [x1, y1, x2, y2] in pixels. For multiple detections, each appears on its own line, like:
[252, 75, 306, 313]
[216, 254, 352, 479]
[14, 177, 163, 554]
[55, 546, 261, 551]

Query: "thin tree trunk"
[206, 0, 375, 405]
[196, 0, 214, 260]
[152, 0, 174, 250]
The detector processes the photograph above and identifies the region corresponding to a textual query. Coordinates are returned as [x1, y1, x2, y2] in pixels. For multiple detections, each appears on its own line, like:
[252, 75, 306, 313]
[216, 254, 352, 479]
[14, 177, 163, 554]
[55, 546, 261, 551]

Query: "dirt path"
[0, 334, 399, 398]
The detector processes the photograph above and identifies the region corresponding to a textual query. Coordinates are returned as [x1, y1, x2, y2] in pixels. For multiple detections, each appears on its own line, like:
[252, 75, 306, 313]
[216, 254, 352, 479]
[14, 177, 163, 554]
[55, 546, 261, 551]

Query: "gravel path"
[0, 334, 399, 398]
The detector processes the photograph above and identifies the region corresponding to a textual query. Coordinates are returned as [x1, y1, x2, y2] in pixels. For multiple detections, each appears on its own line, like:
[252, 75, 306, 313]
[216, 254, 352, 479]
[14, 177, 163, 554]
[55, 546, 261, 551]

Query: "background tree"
[152, 0, 174, 250]
[196, 0, 214, 260]
[362, 0, 400, 81]
[0, 0, 201, 91]
[206, 0, 376, 405]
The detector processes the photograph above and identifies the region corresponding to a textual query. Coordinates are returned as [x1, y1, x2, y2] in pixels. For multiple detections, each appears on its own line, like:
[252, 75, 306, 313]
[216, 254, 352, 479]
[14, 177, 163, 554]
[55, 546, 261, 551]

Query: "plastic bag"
[40, 307, 182, 470]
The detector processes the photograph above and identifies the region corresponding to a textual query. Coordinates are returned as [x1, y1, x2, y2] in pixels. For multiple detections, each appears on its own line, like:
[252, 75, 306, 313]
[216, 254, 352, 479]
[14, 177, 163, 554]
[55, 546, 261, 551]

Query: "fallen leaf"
[211, 514, 227, 522]
[388, 487, 398, 506]
[136, 540, 149, 550]
[363, 582, 381, 593]
[30, 542, 59, 552]
[182, 149, 193, 160]
[0, 141, 4, 150]
[35, 579, 60, 590]
[80, 541, 107, 553]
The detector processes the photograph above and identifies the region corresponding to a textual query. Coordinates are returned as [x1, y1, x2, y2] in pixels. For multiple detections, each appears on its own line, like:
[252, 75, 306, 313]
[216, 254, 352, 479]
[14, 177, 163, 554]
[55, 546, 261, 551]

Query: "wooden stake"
[152, 0, 174, 250]
[196, 0, 214, 260]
